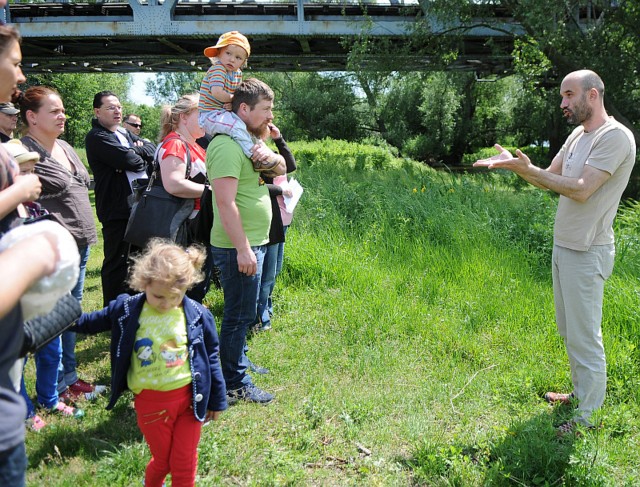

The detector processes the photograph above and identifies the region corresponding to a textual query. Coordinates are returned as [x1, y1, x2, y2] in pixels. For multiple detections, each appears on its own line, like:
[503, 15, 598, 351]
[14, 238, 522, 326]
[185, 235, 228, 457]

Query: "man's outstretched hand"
[473, 144, 531, 172]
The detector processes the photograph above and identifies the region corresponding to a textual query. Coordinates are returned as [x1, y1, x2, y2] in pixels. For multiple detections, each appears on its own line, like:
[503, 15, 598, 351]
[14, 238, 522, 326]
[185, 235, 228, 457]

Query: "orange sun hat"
[204, 31, 251, 59]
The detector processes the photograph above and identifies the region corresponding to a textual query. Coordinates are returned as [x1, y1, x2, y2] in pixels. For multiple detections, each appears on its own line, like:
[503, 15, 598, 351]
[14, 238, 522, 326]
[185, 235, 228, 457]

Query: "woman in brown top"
[19, 86, 105, 410]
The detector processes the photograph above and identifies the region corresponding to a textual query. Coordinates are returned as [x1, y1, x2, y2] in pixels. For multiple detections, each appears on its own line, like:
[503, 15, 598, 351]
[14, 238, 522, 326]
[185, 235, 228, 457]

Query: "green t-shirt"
[127, 302, 191, 394]
[207, 135, 271, 248]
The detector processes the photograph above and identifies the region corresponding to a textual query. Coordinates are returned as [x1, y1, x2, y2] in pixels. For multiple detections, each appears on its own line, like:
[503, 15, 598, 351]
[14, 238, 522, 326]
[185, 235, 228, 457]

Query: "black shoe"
[248, 360, 269, 375]
[227, 384, 274, 404]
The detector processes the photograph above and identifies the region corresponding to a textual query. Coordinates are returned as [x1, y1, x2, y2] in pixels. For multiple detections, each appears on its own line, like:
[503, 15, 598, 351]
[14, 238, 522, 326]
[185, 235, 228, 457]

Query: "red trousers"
[134, 385, 203, 487]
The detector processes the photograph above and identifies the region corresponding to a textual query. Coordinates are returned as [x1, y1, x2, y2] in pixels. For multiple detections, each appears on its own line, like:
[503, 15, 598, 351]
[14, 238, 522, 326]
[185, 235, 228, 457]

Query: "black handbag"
[20, 293, 82, 357]
[124, 137, 194, 248]
[188, 185, 214, 245]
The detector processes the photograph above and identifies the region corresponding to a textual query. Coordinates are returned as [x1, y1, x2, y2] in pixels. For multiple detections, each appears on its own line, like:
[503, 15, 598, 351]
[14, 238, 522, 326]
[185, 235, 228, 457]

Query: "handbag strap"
[146, 135, 192, 191]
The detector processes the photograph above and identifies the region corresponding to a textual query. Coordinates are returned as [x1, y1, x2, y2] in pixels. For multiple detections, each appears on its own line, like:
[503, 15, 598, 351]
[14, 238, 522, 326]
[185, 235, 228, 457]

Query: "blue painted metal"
[5, 0, 526, 73]
[8, 0, 427, 36]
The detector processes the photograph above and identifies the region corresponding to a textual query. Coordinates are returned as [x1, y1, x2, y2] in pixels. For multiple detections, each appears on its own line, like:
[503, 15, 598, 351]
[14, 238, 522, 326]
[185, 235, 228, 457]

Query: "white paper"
[283, 178, 303, 214]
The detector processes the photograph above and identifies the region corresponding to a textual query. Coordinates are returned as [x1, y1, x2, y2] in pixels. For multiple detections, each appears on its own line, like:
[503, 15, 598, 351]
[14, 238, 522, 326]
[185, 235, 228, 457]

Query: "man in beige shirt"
[475, 69, 636, 433]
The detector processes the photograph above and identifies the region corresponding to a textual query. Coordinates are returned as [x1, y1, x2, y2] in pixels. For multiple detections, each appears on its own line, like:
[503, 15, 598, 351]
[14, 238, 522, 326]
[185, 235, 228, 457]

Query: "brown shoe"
[556, 421, 578, 437]
[544, 392, 575, 405]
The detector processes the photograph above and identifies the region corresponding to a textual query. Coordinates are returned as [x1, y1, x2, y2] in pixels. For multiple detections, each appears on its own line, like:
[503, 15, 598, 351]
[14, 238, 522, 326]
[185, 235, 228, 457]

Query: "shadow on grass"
[480, 410, 577, 485]
[27, 400, 142, 467]
[404, 408, 579, 485]
[84, 268, 101, 280]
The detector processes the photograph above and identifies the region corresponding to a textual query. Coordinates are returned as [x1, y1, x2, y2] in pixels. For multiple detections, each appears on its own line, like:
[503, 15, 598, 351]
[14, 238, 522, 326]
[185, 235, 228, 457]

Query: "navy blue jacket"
[73, 293, 227, 421]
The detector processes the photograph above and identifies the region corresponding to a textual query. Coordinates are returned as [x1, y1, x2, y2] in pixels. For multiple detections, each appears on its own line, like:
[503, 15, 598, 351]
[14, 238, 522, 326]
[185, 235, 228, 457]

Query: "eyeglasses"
[101, 105, 122, 112]
[125, 121, 142, 128]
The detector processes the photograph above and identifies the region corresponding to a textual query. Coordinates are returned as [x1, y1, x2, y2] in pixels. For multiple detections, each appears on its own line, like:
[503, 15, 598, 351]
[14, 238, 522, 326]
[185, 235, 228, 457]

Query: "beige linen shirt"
[554, 118, 636, 251]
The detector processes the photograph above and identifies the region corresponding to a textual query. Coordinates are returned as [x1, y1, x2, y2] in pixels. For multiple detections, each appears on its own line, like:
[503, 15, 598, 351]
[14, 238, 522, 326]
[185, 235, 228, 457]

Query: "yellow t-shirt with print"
[127, 302, 192, 394]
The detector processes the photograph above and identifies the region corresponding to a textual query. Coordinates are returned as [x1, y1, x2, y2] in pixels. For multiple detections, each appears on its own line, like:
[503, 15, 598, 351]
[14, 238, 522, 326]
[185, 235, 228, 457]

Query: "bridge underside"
[16, 36, 515, 75]
[7, 1, 517, 74]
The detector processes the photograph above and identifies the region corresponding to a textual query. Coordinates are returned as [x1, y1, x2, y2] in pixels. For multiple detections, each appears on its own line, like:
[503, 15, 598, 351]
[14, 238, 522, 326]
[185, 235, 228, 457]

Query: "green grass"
[24, 140, 640, 485]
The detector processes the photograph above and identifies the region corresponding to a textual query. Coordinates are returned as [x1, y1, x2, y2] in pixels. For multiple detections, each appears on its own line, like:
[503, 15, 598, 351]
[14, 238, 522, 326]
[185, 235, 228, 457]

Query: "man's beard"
[566, 94, 592, 125]
[248, 123, 269, 141]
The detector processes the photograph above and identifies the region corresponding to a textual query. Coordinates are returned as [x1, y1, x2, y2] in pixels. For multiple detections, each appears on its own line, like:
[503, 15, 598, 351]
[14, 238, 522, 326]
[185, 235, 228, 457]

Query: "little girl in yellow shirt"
[73, 239, 227, 487]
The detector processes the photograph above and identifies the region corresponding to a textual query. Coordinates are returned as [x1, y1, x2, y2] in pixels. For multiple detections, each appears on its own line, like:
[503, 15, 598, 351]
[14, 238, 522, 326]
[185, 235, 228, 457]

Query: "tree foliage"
[250, 72, 364, 142]
[145, 72, 204, 104]
[420, 0, 639, 139]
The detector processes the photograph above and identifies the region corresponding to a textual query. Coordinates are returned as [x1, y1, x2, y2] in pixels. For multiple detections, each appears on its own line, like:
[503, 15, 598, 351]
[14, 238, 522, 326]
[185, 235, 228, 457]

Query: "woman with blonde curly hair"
[72, 239, 227, 487]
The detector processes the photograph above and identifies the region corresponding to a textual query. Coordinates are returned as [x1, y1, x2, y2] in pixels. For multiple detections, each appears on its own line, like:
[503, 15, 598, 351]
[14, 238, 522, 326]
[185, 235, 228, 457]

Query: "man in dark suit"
[85, 91, 155, 306]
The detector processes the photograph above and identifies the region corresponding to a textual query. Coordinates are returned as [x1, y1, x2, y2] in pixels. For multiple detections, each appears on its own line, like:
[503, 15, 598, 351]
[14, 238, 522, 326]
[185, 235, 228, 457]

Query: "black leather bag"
[20, 293, 82, 357]
[128, 177, 150, 207]
[124, 137, 194, 248]
[188, 185, 214, 245]
[124, 184, 194, 248]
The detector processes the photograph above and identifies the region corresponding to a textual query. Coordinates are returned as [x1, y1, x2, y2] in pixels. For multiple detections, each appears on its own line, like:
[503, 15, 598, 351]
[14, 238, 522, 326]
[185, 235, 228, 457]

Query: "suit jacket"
[85, 119, 155, 222]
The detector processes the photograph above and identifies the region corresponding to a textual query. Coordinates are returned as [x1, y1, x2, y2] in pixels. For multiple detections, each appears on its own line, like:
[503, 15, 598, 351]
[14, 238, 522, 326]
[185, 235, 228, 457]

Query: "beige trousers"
[552, 243, 615, 426]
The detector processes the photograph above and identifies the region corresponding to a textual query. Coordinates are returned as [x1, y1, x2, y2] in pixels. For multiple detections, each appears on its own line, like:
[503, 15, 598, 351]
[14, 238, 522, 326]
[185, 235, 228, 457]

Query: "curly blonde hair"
[128, 239, 206, 293]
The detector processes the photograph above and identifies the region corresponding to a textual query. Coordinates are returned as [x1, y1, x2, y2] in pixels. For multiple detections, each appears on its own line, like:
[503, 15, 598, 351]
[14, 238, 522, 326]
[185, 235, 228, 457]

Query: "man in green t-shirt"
[207, 78, 285, 404]
[474, 70, 636, 434]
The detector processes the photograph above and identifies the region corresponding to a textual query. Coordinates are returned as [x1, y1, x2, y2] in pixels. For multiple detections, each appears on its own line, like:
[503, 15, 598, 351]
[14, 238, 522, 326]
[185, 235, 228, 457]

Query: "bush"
[290, 138, 398, 171]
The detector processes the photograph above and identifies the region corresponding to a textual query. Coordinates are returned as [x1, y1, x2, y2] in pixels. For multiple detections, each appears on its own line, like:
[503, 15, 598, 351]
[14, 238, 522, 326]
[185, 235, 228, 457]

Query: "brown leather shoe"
[556, 421, 578, 437]
[544, 392, 575, 405]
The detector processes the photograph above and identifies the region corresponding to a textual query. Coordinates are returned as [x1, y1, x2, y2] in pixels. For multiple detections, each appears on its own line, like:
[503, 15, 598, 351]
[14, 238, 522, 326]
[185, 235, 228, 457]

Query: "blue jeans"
[20, 337, 62, 413]
[271, 225, 289, 316]
[58, 245, 90, 392]
[256, 243, 278, 326]
[211, 245, 265, 389]
[0, 442, 26, 487]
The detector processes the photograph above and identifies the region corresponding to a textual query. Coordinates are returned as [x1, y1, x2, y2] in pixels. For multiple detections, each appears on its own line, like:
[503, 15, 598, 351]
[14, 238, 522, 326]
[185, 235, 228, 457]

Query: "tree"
[145, 72, 204, 104]
[378, 72, 426, 151]
[251, 72, 364, 142]
[405, 72, 464, 162]
[420, 0, 640, 141]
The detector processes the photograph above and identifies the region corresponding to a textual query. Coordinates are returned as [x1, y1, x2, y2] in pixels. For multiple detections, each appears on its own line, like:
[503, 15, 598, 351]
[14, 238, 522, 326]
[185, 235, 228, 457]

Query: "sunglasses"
[125, 121, 142, 128]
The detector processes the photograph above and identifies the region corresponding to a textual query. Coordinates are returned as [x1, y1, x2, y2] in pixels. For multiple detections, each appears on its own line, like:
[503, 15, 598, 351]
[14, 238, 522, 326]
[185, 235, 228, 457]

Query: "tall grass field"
[23, 140, 640, 485]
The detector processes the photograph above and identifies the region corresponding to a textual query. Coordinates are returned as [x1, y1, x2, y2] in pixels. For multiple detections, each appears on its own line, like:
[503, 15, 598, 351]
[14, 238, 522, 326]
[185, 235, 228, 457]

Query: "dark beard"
[566, 95, 592, 125]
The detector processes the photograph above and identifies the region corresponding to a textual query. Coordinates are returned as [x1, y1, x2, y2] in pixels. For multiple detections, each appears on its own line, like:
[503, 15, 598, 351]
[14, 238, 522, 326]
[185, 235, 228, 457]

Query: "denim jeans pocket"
[211, 247, 234, 281]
